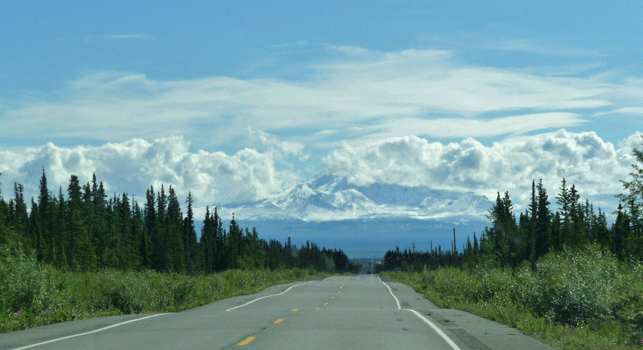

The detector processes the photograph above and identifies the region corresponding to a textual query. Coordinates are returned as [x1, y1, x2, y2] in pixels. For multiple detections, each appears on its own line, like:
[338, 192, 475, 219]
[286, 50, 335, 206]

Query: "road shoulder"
[382, 278, 556, 350]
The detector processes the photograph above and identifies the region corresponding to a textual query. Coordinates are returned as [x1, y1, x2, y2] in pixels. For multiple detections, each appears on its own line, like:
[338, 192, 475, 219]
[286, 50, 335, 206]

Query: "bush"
[0, 245, 57, 316]
[1, 255, 325, 333]
[535, 244, 619, 325]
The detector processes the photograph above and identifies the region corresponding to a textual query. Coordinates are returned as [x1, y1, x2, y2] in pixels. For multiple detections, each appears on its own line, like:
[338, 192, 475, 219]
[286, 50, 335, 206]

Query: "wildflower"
[13, 310, 20, 317]
[44, 308, 49, 314]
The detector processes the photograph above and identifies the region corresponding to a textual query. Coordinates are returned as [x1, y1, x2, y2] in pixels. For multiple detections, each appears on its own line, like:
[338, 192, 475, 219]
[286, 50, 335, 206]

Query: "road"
[2, 275, 555, 350]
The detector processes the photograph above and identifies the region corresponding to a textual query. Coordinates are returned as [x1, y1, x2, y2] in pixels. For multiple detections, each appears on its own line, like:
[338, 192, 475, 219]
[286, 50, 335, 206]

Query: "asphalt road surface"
[2, 275, 555, 350]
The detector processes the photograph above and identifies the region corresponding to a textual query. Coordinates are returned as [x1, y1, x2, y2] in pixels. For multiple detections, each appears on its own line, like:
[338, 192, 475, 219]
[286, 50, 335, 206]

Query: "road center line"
[226, 280, 316, 311]
[237, 336, 256, 346]
[10, 313, 169, 350]
[377, 276, 401, 310]
[407, 309, 462, 350]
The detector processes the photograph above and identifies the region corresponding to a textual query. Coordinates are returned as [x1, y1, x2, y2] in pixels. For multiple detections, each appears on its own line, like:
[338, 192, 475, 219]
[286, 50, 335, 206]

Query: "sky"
[1, 1, 642, 217]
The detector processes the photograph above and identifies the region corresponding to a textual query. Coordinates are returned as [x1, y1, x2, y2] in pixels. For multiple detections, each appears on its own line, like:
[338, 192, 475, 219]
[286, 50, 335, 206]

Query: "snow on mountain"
[221, 174, 493, 221]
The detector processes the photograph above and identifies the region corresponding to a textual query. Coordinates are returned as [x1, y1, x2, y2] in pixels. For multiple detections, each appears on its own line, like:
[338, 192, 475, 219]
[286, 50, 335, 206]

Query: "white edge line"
[378, 277, 460, 350]
[323, 276, 334, 282]
[11, 313, 168, 350]
[378, 276, 401, 310]
[407, 309, 462, 350]
[226, 280, 315, 312]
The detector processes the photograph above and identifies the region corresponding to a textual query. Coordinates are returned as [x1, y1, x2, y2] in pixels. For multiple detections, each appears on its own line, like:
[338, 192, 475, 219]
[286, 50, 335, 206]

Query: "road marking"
[9, 313, 169, 350]
[274, 318, 285, 324]
[378, 276, 401, 310]
[324, 302, 328, 305]
[340, 287, 342, 289]
[292, 309, 298, 312]
[407, 309, 461, 350]
[323, 276, 334, 282]
[227, 280, 316, 311]
[237, 336, 256, 346]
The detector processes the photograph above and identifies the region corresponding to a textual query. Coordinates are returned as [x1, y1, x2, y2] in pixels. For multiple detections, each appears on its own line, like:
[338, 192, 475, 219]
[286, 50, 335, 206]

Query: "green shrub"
[2, 256, 325, 333]
[535, 244, 619, 325]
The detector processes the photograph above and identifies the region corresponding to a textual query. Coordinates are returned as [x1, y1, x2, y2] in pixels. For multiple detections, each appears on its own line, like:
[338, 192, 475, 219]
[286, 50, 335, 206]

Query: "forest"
[0, 171, 353, 274]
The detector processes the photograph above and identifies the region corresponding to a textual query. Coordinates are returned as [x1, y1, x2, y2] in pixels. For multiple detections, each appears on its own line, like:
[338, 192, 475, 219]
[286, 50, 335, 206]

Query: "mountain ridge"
[219, 174, 493, 222]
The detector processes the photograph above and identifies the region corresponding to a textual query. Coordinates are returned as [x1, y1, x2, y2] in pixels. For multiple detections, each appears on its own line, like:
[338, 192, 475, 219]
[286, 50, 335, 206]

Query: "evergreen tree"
[182, 192, 198, 273]
[12, 183, 28, 246]
[166, 187, 184, 272]
[144, 187, 157, 269]
[612, 204, 631, 257]
[153, 185, 168, 271]
[485, 191, 518, 266]
[556, 177, 570, 226]
[67, 175, 96, 270]
[535, 179, 551, 259]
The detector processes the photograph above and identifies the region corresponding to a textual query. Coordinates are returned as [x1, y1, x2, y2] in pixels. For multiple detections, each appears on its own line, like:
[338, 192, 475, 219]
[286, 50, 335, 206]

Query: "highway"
[2, 275, 555, 350]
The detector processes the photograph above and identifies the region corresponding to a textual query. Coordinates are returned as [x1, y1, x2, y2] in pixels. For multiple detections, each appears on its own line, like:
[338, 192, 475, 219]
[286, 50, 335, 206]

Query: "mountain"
[220, 174, 493, 221]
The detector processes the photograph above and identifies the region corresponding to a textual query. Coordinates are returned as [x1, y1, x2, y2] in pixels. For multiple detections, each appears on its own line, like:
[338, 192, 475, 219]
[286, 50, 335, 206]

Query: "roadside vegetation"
[1, 243, 324, 332]
[381, 136, 643, 349]
[0, 171, 356, 333]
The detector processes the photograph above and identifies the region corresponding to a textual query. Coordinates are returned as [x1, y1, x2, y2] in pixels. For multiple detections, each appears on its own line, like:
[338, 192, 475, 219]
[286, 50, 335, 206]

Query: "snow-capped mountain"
[221, 174, 493, 221]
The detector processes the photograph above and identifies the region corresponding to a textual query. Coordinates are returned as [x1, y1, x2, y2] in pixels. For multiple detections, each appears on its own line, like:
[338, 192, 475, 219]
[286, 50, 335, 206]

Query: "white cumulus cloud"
[320, 130, 642, 211]
[0, 136, 302, 213]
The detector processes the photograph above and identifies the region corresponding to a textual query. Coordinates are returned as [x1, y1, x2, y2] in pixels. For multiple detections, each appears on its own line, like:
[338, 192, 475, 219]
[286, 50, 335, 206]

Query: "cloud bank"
[321, 130, 642, 210]
[1, 130, 640, 216]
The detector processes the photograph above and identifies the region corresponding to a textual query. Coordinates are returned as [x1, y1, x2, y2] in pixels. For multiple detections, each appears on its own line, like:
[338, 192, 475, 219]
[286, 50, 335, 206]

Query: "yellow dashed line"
[274, 318, 285, 324]
[237, 336, 255, 346]
[292, 309, 298, 312]
[324, 302, 328, 305]
[331, 296, 334, 299]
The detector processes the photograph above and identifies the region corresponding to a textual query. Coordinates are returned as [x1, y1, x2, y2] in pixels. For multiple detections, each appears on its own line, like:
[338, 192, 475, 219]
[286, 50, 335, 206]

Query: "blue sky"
[1, 1, 642, 214]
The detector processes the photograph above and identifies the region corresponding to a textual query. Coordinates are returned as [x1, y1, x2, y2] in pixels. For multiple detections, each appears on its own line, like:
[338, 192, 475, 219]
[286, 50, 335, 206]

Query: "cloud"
[320, 129, 640, 211]
[249, 127, 305, 158]
[383, 112, 585, 139]
[2, 131, 640, 219]
[484, 39, 603, 58]
[102, 33, 157, 41]
[0, 46, 627, 149]
[0, 136, 302, 211]
[595, 106, 643, 117]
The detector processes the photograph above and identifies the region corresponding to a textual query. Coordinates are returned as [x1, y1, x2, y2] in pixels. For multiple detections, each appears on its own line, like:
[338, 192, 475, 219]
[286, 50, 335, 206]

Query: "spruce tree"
[182, 192, 197, 273]
[166, 187, 184, 272]
[535, 179, 551, 259]
[144, 187, 157, 269]
[67, 175, 96, 270]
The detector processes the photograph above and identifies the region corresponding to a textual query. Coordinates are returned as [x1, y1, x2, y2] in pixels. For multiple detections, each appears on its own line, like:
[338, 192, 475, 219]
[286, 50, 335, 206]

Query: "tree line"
[384, 137, 643, 271]
[0, 171, 354, 274]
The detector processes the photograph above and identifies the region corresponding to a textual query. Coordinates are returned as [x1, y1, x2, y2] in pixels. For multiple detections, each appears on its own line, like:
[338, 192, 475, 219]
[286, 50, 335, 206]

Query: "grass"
[382, 245, 643, 350]
[0, 245, 327, 333]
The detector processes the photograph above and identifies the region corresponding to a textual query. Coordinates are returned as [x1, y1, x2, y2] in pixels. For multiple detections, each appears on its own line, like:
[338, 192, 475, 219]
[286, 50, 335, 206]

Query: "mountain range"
[220, 174, 493, 222]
